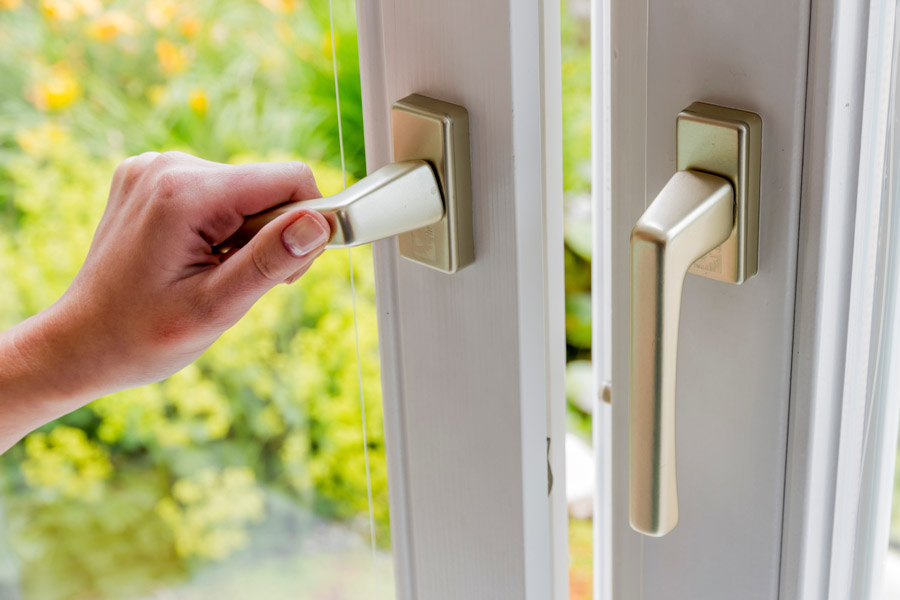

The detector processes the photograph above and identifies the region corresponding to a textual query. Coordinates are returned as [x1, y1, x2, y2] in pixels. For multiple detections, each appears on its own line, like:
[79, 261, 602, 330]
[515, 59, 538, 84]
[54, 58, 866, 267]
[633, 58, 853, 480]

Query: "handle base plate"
[392, 94, 473, 274]
[678, 102, 762, 284]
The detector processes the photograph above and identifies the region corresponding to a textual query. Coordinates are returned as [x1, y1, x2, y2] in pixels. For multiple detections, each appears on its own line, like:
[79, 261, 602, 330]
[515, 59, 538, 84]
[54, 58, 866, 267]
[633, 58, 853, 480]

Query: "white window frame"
[355, 1, 568, 598]
[782, 0, 900, 598]
[596, 0, 900, 598]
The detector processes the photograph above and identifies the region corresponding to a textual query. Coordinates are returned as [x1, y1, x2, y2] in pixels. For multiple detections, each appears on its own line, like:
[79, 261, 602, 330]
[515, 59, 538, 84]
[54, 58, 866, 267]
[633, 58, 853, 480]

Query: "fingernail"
[282, 214, 329, 257]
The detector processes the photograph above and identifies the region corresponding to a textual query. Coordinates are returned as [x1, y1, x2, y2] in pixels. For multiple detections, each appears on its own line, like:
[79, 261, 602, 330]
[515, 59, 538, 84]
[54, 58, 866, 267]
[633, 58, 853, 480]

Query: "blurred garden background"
[0, 0, 595, 598]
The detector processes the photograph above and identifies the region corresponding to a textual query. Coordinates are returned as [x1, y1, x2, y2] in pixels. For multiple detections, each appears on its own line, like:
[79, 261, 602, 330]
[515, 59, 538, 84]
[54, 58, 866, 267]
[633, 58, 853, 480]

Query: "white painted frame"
[590, 0, 613, 598]
[782, 0, 900, 598]
[608, 0, 810, 597]
[604, 0, 900, 598]
[355, 1, 567, 599]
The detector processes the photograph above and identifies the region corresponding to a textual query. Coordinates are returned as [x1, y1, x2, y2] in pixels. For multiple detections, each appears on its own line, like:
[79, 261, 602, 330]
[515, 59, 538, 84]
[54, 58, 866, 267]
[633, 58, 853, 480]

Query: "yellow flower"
[147, 84, 166, 105]
[321, 32, 333, 57]
[156, 467, 265, 560]
[275, 21, 294, 43]
[145, 0, 178, 28]
[16, 122, 68, 157]
[74, 0, 99, 14]
[21, 426, 112, 500]
[188, 88, 208, 116]
[40, 0, 75, 20]
[88, 11, 137, 41]
[155, 39, 189, 75]
[29, 64, 81, 111]
[1, 0, 22, 11]
[179, 14, 201, 38]
[258, 0, 297, 13]
[40, 0, 99, 21]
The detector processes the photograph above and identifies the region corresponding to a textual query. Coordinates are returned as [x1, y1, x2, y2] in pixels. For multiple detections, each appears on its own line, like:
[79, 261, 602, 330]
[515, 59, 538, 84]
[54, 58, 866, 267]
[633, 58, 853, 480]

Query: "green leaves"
[0, 137, 388, 598]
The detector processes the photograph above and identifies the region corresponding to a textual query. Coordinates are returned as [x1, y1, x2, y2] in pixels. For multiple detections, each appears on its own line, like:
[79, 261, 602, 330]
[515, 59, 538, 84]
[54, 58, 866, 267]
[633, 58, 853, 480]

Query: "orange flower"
[29, 64, 81, 111]
[179, 14, 201, 38]
[155, 39, 189, 75]
[88, 11, 137, 41]
[16, 122, 68, 156]
[40, 0, 76, 20]
[145, 0, 178, 28]
[40, 0, 99, 21]
[1, 0, 23, 11]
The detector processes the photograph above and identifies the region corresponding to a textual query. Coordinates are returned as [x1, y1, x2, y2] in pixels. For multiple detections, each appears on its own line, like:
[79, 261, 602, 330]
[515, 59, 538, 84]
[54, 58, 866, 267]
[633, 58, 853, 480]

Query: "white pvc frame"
[590, 0, 613, 598]
[597, 0, 900, 597]
[845, 1, 900, 596]
[782, 0, 900, 598]
[355, 1, 567, 598]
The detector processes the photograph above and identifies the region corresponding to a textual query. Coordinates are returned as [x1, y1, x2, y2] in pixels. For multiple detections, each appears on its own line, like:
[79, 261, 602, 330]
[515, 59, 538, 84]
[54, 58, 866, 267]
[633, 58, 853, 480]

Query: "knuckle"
[147, 154, 203, 207]
[289, 160, 312, 177]
[251, 245, 281, 283]
[152, 150, 189, 168]
[152, 169, 182, 201]
[114, 152, 155, 184]
[286, 161, 315, 185]
[113, 156, 135, 178]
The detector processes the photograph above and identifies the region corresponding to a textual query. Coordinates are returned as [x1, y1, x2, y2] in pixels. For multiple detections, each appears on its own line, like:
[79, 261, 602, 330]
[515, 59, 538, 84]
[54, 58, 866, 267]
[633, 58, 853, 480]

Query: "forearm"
[0, 302, 101, 452]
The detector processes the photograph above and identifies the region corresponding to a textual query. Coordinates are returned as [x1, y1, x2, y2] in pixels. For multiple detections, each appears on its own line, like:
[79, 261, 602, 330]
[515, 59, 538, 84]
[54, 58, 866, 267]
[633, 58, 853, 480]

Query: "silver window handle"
[215, 159, 443, 249]
[215, 94, 473, 274]
[629, 103, 762, 537]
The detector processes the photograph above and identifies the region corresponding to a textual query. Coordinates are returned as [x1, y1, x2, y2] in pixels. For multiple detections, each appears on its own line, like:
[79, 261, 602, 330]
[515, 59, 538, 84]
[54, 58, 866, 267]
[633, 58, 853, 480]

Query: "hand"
[0, 151, 331, 450]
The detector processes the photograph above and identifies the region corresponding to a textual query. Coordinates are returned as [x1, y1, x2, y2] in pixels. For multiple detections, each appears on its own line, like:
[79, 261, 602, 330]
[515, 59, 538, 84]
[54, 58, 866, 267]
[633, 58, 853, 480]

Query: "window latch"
[215, 94, 473, 274]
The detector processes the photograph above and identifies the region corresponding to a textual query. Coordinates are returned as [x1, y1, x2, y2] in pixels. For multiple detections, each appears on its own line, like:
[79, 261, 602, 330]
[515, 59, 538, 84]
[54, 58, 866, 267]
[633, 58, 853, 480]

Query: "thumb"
[211, 209, 331, 308]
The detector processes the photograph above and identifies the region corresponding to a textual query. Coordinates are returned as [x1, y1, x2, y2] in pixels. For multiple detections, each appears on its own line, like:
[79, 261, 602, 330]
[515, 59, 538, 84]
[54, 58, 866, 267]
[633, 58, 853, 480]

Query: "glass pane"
[0, 1, 394, 598]
[561, 0, 593, 598]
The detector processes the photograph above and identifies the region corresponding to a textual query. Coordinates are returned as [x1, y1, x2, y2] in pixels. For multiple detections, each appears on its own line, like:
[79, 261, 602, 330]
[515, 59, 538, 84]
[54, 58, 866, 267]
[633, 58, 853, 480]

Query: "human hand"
[0, 151, 330, 445]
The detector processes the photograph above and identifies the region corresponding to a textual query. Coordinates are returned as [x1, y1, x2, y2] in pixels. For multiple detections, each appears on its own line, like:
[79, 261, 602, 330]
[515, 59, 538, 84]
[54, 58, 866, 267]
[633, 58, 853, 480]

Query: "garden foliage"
[0, 1, 386, 598]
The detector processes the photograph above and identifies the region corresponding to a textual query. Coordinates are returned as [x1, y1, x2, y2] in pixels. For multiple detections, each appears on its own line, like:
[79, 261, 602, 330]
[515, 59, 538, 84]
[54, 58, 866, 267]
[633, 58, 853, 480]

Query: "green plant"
[0, 133, 388, 599]
[0, 1, 387, 596]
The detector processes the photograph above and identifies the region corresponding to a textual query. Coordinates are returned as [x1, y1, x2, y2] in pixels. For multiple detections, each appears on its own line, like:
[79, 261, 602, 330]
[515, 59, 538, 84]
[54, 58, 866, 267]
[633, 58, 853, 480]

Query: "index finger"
[211, 161, 323, 217]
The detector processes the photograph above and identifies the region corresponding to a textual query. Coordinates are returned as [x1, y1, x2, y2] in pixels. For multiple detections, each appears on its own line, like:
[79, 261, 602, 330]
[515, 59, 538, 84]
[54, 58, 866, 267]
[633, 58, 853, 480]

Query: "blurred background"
[0, 0, 594, 598]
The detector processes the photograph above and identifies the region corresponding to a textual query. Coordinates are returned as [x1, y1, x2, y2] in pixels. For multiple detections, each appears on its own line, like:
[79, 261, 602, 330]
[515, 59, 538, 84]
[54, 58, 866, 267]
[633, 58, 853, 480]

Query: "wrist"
[0, 299, 112, 435]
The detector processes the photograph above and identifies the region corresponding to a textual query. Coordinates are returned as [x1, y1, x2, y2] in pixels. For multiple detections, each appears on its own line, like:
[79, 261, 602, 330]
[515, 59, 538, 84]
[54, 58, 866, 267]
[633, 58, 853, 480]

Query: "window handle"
[215, 159, 443, 250]
[629, 103, 761, 537]
[215, 94, 473, 274]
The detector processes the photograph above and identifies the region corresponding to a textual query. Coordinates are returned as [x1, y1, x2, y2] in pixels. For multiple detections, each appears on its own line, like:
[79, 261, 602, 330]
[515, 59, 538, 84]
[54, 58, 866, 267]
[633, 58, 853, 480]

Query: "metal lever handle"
[215, 159, 444, 252]
[629, 170, 734, 537]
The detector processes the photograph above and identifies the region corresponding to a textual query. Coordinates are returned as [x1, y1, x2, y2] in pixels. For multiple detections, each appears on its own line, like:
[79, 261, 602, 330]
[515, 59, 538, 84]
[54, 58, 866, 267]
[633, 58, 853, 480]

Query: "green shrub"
[0, 0, 388, 586]
[0, 131, 388, 599]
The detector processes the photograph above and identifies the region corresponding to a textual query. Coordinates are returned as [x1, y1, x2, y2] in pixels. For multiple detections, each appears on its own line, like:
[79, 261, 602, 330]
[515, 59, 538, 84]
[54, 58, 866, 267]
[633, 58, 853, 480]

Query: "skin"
[0, 151, 332, 453]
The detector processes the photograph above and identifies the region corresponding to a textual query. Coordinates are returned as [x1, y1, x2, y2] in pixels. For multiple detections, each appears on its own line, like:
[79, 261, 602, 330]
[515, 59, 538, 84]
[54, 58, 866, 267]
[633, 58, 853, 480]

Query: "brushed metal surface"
[393, 94, 474, 273]
[629, 102, 762, 537]
[215, 160, 443, 251]
[216, 94, 472, 275]
[629, 170, 734, 536]
[679, 103, 762, 283]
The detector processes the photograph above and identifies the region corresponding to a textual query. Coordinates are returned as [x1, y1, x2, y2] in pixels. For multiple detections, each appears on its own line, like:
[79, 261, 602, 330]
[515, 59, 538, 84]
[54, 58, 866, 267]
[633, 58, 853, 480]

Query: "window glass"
[0, 1, 394, 598]
[561, 0, 593, 598]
